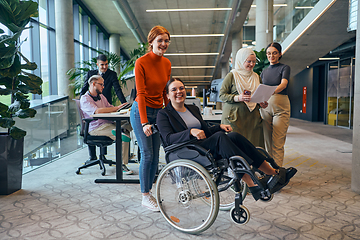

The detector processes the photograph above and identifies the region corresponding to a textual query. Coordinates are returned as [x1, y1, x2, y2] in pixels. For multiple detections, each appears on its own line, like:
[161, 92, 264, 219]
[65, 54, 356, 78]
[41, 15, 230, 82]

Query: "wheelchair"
[155, 138, 280, 234]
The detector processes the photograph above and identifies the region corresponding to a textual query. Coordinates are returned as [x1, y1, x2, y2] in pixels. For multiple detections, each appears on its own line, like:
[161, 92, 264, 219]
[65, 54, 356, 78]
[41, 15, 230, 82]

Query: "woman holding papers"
[260, 42, 291, 167]
[219, 48, 268, 148]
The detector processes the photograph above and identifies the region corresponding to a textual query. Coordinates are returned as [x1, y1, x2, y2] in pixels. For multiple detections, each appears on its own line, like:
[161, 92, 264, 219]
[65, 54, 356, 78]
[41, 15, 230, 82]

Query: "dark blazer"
[156, 103, 221, 147]
[80, 69, 126, 104]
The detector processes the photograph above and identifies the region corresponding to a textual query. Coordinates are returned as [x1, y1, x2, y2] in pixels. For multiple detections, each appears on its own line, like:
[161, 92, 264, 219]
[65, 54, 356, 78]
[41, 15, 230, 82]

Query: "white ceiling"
[80, 0, 355, 84]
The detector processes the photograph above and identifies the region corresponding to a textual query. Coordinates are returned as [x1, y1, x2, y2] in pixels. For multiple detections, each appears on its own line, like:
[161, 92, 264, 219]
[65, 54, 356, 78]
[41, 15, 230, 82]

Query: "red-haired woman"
[130, 26, 171, 211]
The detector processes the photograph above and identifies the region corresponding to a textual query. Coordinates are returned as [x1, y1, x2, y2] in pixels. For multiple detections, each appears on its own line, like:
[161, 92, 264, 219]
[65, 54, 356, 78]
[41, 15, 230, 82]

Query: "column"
[54, 0, 74, 97]
[351, 3, 360, 193]
[232, 29, 243, 66]
[255, 0, 273, 51]
[109, 34, 121, 75]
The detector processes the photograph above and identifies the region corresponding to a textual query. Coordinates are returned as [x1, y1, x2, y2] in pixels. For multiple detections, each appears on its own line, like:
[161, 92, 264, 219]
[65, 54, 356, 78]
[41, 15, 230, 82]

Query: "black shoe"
[270, 167, 297, 193]
[249, 186, 263, 201]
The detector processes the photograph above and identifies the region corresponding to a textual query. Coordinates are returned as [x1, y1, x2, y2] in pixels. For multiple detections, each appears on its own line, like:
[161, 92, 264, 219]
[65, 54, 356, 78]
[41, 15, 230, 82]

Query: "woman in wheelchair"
[156, 78, 297, 200]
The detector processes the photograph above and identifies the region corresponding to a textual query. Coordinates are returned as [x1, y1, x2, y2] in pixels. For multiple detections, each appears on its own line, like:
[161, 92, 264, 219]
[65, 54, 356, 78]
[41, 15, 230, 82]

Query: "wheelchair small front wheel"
[156, 160, 219, 234]
[230, 205, 250, 225]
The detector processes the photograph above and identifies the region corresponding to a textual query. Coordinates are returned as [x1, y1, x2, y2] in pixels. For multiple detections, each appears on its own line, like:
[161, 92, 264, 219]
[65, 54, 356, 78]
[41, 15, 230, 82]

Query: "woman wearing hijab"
[219, 48, 267, 148]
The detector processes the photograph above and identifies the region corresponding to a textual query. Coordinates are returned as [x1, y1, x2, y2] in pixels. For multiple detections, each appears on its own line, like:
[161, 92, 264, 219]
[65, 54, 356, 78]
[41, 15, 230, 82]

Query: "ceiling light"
[146, 8, 231, 12]
[164, 53, 219, 56]
[171, 34, 224, 37]
[251, 4, 288, 7]
[295, 6, 314, 9]
[319, 57, 340, 60]
[172, 76, 213, 78]
[171, 66, 215, 69]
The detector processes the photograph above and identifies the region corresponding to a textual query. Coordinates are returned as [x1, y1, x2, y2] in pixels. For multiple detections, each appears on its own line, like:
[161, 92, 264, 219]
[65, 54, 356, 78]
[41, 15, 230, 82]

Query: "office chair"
[74, 99, 116, 176]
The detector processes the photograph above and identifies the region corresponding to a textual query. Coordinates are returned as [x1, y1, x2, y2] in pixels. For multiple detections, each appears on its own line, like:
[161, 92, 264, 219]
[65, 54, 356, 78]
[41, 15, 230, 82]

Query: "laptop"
[117, 88, 135, 112]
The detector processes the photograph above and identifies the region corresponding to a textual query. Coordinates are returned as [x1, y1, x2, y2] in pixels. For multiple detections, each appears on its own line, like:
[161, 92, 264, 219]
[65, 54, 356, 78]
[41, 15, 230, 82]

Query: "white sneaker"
[227, 167, 235, 178]
[122, 164, 134, 175]
[142, 194, 160, 212]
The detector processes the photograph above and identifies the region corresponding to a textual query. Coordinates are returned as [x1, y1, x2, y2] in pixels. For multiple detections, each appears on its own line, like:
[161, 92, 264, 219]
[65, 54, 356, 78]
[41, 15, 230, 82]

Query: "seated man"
[156, 78, 297, 200]
[80, 75, 133, 175]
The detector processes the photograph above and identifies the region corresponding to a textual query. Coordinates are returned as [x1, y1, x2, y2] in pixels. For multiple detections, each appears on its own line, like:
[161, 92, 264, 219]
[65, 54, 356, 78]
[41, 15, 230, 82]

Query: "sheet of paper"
[250, 84, 278, 103]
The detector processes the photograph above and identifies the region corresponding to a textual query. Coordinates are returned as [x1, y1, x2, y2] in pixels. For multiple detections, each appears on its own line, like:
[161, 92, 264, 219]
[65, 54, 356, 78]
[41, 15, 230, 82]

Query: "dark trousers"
[198, 131, 264, 168]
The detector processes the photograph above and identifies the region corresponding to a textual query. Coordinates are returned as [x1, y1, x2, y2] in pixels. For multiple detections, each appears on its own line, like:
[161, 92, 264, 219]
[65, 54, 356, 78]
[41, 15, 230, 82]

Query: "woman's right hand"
[143, 124, 153, 137]
[190, 129, 206, 140]
[234, 94, 251, 102]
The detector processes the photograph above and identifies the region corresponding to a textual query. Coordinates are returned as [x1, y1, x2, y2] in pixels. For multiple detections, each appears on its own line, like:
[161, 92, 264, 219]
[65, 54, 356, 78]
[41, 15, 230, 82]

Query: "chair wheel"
[76, 170, 81, 174]
[230, 205, 250, 225]
[101, 170, 106, 176]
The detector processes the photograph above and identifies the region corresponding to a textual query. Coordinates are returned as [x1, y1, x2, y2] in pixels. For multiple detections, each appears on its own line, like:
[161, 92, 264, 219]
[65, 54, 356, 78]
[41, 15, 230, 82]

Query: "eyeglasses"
[245, 60, 257, 64]
[157, 39, 171, 44]
[266, 51, 279, 56]
[95, 82, 104, 87]
[170, 86, 185, 92]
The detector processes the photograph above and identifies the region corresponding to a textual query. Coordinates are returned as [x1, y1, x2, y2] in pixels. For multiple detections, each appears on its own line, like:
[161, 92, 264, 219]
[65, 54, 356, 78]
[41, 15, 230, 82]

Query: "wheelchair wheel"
[156, 160, 219, 234]
[230, 205, 250, 225]
[217, 173, 248, 211]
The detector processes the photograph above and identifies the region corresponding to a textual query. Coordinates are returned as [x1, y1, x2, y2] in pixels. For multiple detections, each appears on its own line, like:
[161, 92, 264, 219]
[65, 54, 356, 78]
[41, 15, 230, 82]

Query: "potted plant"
[0, 0, 43, 195]
[67, 43, 147, 105]
[253, 48, 270, 76]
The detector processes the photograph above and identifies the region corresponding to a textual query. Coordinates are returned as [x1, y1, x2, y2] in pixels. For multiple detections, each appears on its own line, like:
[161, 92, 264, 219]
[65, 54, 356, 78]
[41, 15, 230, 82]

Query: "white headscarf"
[231, 48, 260, 112]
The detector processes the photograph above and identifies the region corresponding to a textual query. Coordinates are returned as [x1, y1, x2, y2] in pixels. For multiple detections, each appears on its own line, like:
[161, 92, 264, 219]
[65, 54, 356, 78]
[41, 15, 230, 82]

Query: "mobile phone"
[244, 90, 251, 95]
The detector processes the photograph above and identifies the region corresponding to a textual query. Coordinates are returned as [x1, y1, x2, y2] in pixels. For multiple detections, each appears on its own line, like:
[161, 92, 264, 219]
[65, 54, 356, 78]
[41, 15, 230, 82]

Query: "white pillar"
[54, 0, 74, 97]
[351, 3, 360, 193]
[255, 0, 273, 51]
[232, 29, 243, 67]
[109, 34, 121, 75]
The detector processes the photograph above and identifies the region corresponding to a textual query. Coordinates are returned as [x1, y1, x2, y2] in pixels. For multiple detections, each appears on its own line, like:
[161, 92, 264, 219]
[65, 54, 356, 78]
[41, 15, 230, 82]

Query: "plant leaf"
[1, 53, 21, 77]
[21, 61, 37, 70]
[9, 126, 26, 139]
[20, 73, 43, 94]
[14, 107, 36, 118]
[0, 43, 16, 59]
[0, 117, 15, 129]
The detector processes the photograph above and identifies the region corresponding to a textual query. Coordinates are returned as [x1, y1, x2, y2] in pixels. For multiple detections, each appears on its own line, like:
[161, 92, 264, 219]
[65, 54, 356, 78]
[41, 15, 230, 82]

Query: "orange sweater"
[135, 51, 171, 123]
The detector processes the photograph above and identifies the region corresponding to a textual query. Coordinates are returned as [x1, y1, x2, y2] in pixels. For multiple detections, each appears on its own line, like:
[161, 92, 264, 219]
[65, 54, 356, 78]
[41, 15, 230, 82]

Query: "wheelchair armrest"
[163, 138, 198, 153]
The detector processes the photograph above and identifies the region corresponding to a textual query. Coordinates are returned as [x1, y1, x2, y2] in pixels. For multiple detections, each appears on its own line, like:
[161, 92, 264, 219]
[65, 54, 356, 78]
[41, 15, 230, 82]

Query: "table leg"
[95, 119, 139, 184]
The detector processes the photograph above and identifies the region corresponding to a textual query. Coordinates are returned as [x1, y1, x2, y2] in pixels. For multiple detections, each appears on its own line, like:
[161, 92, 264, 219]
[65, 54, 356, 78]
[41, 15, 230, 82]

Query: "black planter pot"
[0, 133, 24, 195]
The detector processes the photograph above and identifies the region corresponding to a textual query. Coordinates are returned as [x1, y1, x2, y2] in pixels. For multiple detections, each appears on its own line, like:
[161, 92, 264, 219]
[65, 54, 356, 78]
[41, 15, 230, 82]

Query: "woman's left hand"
[220, 124, 232, 132]
[259, 101, 268, 108]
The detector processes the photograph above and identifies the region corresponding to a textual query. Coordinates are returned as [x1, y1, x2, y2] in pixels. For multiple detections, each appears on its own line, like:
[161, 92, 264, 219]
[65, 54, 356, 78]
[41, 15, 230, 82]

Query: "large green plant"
[67, 43, 147, 105]
[0, 0, 43, 139]
[253, 48, 270, 76]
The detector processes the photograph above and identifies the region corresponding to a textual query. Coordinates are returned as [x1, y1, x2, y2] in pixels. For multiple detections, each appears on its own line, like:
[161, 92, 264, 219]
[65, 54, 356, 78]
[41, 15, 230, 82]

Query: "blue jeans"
[130, 101, 161, 193]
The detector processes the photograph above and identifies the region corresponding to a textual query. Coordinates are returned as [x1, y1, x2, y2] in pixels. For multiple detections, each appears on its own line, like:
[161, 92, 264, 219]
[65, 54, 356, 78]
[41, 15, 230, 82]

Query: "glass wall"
[327, 57, 354, 129]
[1, 0, 113, 173]
[73, 2, 109, 65]
[273, 0, 320, 43]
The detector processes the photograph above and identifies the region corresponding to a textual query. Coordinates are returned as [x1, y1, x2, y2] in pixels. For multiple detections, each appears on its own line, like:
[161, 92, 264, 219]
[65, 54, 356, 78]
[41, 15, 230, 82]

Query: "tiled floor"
[1, 120, 358, 240]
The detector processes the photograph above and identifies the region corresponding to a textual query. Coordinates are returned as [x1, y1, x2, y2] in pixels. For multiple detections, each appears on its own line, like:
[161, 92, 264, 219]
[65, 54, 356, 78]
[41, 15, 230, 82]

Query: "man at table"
[80, 75, 133, 175]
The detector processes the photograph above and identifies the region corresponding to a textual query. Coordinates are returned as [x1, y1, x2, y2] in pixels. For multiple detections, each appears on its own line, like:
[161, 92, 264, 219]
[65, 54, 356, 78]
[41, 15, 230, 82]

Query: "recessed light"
[164, 53, 219, 56]
[171, 66, 215, 68]
[146, 8, 232, 12]
[171, 34, 224, 37]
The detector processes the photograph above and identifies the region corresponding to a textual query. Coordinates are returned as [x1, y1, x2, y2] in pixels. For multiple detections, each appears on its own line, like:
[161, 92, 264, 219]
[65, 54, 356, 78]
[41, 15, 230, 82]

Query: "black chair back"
[74, 99, 85, 137]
